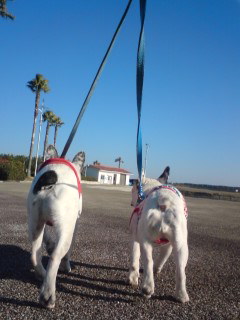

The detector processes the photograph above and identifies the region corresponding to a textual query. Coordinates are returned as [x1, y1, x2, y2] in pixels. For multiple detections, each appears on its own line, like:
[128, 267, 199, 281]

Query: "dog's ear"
[158, 166, 170, 184]
[45, 145, 58, 160]
[72, 151, 85, 170]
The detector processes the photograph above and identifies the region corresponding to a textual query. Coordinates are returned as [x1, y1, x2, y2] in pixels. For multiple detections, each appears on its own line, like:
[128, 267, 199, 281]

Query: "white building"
[86, 164, 131, 185]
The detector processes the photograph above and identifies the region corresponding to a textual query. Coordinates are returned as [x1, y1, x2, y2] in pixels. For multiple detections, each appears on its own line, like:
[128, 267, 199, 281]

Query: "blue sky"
[1, 0, 240, 186]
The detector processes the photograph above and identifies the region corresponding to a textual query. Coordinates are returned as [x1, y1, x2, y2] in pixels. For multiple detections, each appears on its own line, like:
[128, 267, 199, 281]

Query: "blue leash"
[61, 0, 133, 158]
[60, 0, 147, 203]
[136, 0, 147, 201]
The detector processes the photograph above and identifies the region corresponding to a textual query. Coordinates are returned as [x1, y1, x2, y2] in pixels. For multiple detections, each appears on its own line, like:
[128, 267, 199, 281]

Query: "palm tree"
[0, 0, 15, 20]
[53, 116, 64, 147]
[115, 157, 124, 168]
[42, 111, 56, 161]
[27, 74, 50, 176]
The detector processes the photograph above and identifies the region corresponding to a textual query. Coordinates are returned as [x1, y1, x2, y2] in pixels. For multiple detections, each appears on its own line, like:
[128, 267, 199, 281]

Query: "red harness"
[130, 185, 188, 245]
[38, 158, 82, 197]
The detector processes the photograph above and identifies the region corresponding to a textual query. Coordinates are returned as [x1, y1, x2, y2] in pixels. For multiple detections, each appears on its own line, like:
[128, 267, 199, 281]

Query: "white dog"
[27, 145, 85, 309]
[128, 167, 189, 303]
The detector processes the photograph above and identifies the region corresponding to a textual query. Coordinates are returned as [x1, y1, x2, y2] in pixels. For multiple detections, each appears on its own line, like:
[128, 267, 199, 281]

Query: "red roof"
[0, 159, 9, 164]
[89, 164, 130, 174]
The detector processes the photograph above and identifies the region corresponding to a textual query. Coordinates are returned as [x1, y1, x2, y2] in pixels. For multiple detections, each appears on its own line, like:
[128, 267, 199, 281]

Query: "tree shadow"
[0, 244, 35, 284]
[0, 244, 137, 306]
[68, 270, 127, 286]
[58, 264, 175, 303]
[0, 245, 175, 307]
[57, 275, 140, 301]
[56, 261, 141, 303]
[57, 280, 136, 303]
[0, 244, 42, 308]
[73, 261, 128, 273]
[0, 297, 42, 309]
[152, 294, 179, 303]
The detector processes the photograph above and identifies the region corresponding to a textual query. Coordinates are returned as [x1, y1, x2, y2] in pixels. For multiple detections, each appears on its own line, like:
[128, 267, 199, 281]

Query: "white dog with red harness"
[27, 145, 85, 309]
[128, 167, 189, 303]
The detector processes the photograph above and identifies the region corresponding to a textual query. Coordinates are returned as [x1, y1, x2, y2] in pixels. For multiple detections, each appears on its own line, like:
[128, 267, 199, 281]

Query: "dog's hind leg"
[39, 224, 74, 309]
[59, 220, 78, 273]
[128, 215, 140, 287]
[141, 240, 154, 298]
[128, 238, 140, 287]
[173, 232, 189, 303]
[29, 221, 46, 280]
[154, 243, 172, 275]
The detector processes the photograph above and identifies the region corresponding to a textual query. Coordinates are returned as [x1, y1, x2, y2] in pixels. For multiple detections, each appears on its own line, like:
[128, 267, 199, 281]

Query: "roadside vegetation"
[0, 156, 239, 202]
[0, 155, 97, 182]
[0, 155, 28, 181]
[175, 184, 240, 202]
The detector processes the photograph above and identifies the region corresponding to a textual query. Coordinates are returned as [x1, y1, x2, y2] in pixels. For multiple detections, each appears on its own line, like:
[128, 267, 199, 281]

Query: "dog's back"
[128, 167, 189, 303]
[27, 146, 85, 309]
[138, 186, 187, 245]
[28, 162, 82, 227]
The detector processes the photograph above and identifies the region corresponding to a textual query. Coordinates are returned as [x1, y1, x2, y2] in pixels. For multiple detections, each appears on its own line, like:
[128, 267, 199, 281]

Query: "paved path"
[0, 182, 239, 319]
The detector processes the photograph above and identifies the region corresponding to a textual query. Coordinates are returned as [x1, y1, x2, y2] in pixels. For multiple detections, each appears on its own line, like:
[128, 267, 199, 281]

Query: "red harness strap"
[38, 158, 82, 197]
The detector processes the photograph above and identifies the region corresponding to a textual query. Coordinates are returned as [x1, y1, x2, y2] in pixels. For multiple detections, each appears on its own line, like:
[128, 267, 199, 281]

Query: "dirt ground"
[0, 182, 239, 319]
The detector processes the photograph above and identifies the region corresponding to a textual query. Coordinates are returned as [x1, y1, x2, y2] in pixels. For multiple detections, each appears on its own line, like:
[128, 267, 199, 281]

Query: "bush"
[0, 155, 27, 181]
[81, 175, 97, 182]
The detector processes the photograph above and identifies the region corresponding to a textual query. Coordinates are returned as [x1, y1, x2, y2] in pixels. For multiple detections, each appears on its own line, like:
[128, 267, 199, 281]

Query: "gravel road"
[0, 182, 239, 319]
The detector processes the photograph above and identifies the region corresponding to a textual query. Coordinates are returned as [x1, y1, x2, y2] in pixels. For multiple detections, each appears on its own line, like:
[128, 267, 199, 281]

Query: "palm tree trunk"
[54, 125, 58, 147]
[43, 122, 50, 161]
[27, 91, 40, 177]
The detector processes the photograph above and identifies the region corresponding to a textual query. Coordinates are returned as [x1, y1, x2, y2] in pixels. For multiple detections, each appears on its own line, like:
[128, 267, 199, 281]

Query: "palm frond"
[43, 110, 56, 124]
[26, 74, 50, 93]
[0, 0, 15, 20]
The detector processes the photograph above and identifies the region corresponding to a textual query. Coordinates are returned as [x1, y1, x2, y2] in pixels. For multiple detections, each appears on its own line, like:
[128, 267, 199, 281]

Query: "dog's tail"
[157, 196, 175, 232]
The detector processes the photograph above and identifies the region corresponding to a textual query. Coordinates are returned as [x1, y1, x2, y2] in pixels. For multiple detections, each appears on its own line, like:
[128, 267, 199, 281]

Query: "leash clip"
[137, 183, 145, 204]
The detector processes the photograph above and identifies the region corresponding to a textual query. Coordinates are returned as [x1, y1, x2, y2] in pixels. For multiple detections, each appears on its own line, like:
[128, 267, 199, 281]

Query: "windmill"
[115, 157, 124, 168]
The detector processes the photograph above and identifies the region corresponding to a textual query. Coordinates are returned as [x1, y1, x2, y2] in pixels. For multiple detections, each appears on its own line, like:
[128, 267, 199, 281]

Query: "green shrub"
[0, 155, 27, 181]
[81, 175, 97, 182]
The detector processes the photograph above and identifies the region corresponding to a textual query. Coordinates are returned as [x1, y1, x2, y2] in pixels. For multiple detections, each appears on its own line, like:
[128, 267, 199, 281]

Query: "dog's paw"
[128, 269, 139, 288]
[39, 288, 56, 309]
[142, 286, 154, 299]
[128, 277, 139, 289]
[39, 294, 55, 309]
[153, 266, 161, 276]
[176, 291, 189, 303]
